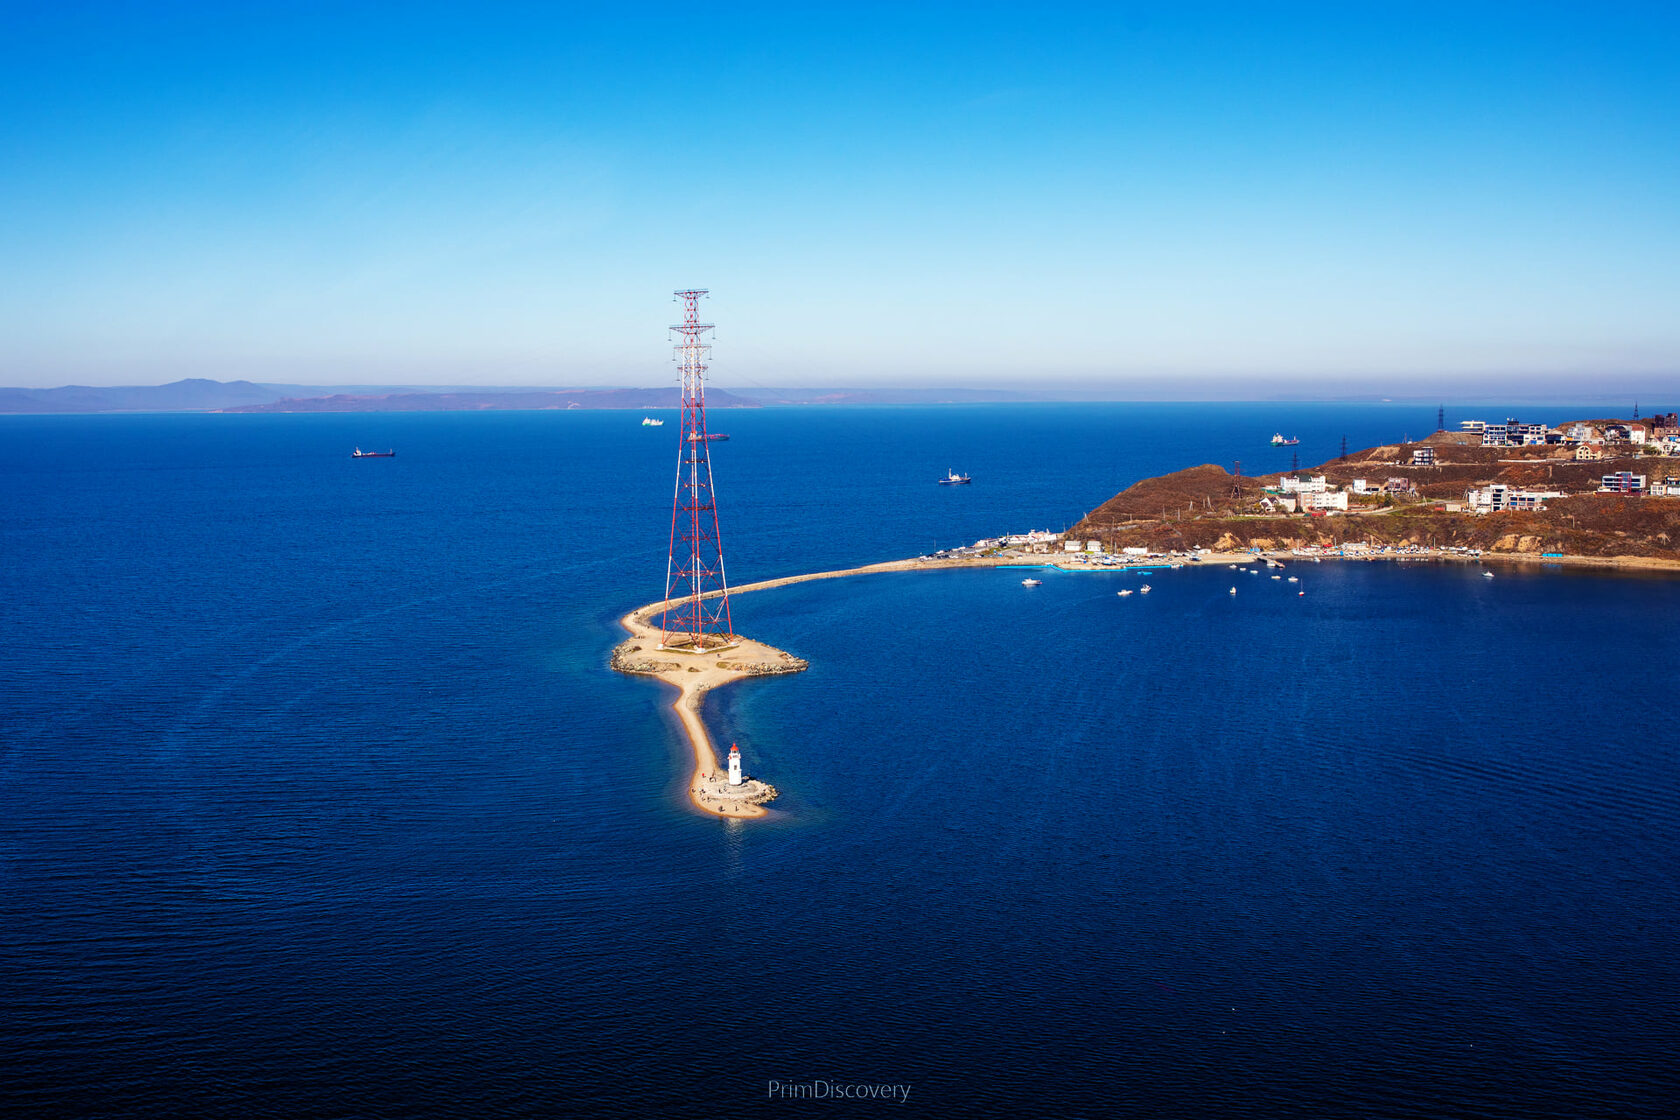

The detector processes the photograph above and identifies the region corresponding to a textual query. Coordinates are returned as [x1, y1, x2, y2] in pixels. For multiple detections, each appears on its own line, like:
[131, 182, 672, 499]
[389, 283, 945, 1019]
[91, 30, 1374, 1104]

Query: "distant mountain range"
[0, 378, 1048, 414]
[0, 379, 773, 413]
[0, 379, 313, 413]
[219, 387, 762, 412]
[3, 376, 1662, 414]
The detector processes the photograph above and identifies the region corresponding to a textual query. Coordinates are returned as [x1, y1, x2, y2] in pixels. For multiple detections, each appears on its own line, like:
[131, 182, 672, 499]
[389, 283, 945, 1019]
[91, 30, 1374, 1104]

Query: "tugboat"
[351, 447, 395, 458]
[938, 469, 972, 485]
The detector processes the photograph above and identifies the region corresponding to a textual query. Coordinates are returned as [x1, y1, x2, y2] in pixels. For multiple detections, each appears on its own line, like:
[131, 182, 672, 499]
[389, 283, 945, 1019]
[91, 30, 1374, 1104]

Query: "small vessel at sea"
[1021, 578, 1042, 587]
[686, 432, 730, 441]
[351, 448, 394, 458]
[1483, 571, 1496, 579]
[1287, 576, 1298, 583]
[938, 469, 972, 485]
[1271, 575, 1281, 580]
[641, 417, 664, 426]
[1271, 433, 1300, 445]
[1117, 589, 1133, 597]
[1139, 584, 1151, 594]
[1229, 587, 1238, 595]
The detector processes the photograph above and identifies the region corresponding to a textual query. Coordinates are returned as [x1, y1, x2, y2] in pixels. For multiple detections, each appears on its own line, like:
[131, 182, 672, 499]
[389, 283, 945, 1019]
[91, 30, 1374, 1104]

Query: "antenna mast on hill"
[1438, 405, 1445, 432]
[1340, 435, 1348, 461]
[660, 289, 734, 651]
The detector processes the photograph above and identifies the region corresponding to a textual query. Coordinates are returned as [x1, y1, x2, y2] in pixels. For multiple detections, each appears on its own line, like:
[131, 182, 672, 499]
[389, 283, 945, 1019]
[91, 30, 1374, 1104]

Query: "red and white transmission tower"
[660, 289, 735, 651]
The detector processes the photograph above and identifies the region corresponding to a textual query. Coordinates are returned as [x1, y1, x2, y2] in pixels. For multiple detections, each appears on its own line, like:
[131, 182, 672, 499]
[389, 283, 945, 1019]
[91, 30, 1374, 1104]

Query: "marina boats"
[938, 469, 972, 485]
[641, 417, 665, 426]
[1021, 578, 1042, 587]
[351, 447, 395, 458]
[1270, 433, 1300, 445]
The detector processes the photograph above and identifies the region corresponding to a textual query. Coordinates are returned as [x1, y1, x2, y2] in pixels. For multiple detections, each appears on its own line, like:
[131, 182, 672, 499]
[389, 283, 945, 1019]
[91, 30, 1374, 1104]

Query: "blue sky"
[1, 1, 1677, 389]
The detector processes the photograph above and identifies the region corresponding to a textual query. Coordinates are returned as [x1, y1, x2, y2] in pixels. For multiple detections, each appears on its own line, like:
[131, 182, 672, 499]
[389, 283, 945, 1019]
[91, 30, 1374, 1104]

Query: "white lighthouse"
[727, 742, 743, 786]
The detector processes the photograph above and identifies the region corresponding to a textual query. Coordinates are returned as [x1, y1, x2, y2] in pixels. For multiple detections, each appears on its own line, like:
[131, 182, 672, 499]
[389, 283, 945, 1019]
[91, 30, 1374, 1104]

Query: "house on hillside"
[1302, 491, 1348, 512]
[1411, 447, 1437, 466]
[1467, 485, 1565, 513]
[1575, 444, 1606, 461]
[1600, 472, 1647, 494]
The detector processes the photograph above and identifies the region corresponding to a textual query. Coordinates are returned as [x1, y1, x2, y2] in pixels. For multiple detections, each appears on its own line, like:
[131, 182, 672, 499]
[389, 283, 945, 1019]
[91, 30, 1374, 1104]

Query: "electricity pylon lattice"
[660, 289, 734, 651]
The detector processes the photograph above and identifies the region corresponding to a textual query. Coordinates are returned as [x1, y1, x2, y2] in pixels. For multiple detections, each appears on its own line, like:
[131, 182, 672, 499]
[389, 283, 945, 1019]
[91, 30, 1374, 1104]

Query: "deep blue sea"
[2, 403, 1677, 1118]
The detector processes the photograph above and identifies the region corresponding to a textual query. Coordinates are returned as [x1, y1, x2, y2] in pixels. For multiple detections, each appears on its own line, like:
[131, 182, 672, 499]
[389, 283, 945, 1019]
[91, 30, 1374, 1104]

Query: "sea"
[2, 403, 1677, 1118]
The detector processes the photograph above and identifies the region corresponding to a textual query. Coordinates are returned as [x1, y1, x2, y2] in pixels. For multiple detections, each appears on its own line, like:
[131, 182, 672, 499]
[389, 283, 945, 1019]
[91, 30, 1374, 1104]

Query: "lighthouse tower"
[727, 742, 743, 787]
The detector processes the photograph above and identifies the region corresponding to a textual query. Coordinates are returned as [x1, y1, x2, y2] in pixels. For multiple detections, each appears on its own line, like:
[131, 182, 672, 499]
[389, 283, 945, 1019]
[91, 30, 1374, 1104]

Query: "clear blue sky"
[1, 1, 1677, 389]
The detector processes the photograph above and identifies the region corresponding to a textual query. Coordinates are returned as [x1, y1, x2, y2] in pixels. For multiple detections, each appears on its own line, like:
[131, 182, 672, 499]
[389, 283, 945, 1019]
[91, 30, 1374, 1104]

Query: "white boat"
[938, 469, 972, 485]
[641, 417, 664, 426]
[1271, 575, 1281, 580]
[1229, 587, 1237, 595]
[1139, 584, 1151, 593]
[1021, 578, 1042, 587]
[1483, 571, 1495, 579]
[1287, 576, 1298, 583]
[1117, 589, 1133, 597]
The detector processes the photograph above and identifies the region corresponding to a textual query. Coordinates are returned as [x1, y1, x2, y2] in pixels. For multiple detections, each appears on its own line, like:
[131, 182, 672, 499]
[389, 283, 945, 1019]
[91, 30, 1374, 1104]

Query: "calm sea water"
[2, 404, 1677, 1118]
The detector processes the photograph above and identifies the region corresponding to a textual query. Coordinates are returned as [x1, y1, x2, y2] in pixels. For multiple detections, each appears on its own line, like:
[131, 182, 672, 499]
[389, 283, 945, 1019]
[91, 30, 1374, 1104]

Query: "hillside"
[1072, 434, 1680, 561]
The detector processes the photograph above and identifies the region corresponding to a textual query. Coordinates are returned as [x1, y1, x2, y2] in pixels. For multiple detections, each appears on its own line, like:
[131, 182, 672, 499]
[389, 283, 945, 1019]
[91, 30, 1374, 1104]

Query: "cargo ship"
[351, 448, 395, 458]
[1270, 433, 1299, 446]
[938, 469, 972, 485]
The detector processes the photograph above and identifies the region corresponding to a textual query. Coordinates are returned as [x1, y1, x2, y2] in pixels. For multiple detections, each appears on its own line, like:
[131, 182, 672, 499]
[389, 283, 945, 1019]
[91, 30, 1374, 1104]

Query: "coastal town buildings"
[1600, 472, 1647, 494]
[1411, 447, 1437, 466]
[1478, 418, 1552, 447]
[1302, 491, 1349, 512]
[1466, 484, 1565, 513]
